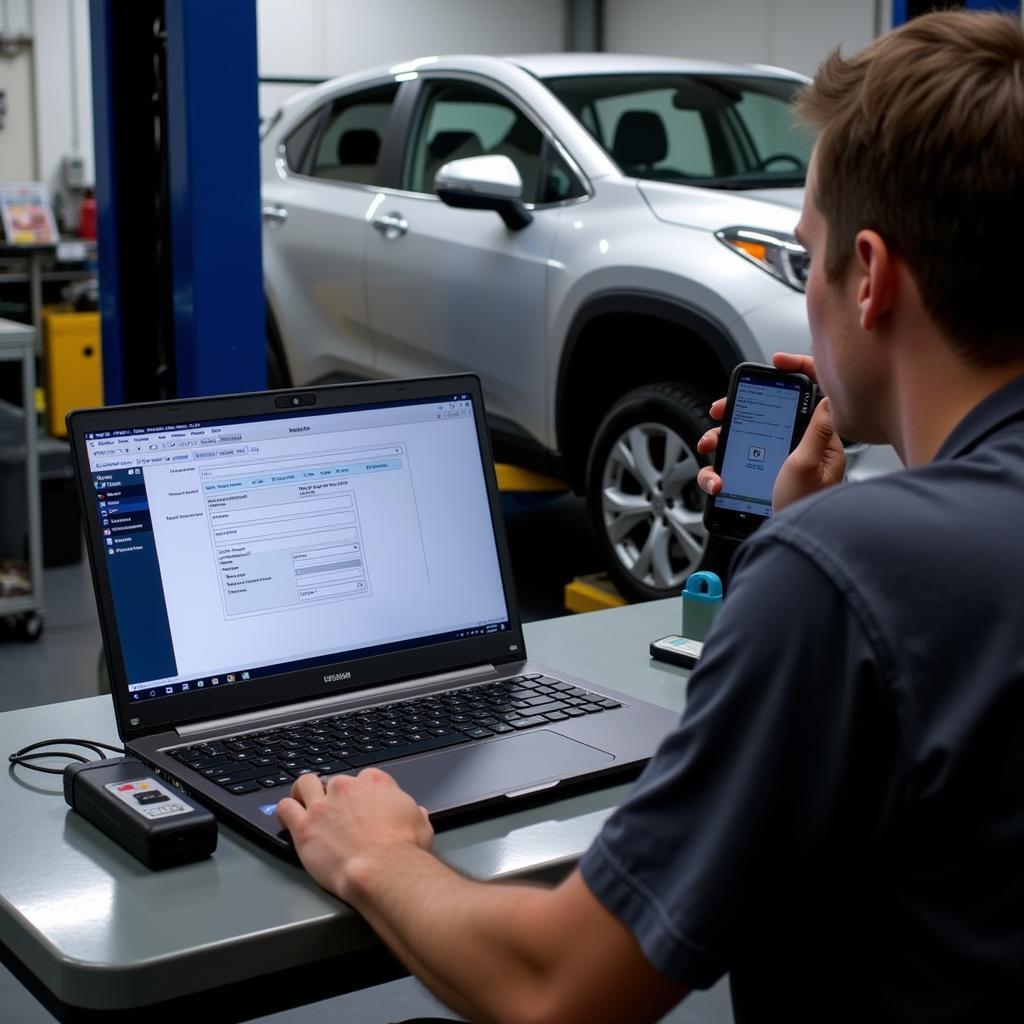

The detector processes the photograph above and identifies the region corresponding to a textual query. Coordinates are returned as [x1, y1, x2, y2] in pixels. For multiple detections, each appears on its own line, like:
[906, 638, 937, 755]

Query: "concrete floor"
[0, 494, 733, 1024]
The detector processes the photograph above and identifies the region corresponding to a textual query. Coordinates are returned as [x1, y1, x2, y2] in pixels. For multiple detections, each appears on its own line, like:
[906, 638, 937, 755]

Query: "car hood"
[637, 181, 804, 235]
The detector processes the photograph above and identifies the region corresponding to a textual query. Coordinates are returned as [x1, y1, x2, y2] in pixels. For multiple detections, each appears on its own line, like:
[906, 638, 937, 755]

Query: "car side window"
[303, 84, 399, 185]
[404, 81, 555, 204]
[594, 88, 713, 179]
[540, 143, 587, 204]
[283, 111, 321, 173]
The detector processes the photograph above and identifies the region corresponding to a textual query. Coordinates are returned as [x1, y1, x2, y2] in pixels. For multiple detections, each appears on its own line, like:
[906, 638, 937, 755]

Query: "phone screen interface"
[715, 376, 802, 518]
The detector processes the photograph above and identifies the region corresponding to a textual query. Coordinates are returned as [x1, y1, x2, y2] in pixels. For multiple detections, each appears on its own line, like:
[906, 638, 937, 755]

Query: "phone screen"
[714, 374, 805, 520]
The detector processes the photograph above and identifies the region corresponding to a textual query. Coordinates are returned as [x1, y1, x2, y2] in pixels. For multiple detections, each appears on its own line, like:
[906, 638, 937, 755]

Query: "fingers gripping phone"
[703, 362, 816, 540]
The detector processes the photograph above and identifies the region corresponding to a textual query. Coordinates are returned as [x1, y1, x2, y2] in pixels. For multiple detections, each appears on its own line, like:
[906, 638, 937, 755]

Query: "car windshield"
[543, 73, 810, 189]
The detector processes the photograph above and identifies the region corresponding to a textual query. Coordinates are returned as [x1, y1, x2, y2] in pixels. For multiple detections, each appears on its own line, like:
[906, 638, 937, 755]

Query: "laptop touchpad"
[388, 730, 615, 812]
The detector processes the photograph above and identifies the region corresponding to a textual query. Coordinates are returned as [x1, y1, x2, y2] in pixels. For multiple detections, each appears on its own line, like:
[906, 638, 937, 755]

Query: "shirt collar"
[934, 373, 1024, 462]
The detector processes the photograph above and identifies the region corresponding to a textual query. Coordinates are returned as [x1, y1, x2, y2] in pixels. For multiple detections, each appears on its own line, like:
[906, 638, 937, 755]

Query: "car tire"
[586, 382, 715, 603]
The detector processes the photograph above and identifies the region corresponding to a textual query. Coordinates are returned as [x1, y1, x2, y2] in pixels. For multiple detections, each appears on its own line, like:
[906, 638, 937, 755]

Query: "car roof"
[505, 52, 805, 80]
[296, 53, 806, 96]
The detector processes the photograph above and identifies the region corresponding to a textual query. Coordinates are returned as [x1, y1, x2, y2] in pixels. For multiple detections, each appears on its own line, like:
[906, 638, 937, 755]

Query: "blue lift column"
[90, 0, 265, 404]
[164, 2, 265, 398]
[892, 1, 1020, 25]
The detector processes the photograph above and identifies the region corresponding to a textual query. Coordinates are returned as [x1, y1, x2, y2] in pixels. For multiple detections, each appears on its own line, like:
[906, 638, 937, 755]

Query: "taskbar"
[126, 619, 512, 703]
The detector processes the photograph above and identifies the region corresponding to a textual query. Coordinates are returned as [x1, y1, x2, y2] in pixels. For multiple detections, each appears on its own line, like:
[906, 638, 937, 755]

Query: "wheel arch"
[555, 291, 743, 490]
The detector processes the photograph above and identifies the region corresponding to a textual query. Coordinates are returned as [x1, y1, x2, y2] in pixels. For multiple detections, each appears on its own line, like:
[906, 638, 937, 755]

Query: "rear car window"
[292, 84, 399, 185]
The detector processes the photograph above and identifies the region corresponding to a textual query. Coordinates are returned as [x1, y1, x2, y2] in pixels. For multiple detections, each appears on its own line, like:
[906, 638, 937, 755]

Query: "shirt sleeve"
[579, 527, 895, 990]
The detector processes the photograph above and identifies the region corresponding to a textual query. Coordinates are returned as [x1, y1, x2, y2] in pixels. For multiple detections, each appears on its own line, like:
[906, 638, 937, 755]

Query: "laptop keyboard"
[168, 673, 622, 796]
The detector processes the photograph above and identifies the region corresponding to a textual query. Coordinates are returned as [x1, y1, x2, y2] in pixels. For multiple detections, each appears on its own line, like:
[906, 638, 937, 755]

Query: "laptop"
[68, 375, 678, 855]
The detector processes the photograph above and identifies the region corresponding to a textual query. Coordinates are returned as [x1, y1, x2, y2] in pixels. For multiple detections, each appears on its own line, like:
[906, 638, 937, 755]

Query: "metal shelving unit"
[0, 241, 98, 349]
[0, 318, 44, 640]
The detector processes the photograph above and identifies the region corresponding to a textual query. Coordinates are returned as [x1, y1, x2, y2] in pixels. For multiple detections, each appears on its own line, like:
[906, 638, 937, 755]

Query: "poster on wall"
[0, 182, 60, 245]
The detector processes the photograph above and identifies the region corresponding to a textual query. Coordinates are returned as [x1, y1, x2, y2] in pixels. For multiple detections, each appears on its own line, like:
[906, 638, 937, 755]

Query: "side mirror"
[434, 155, 533, 231]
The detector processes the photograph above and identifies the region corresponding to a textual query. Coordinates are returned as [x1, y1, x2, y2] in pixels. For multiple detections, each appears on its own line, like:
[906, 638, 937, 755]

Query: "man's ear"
[854, 229, 896, 331]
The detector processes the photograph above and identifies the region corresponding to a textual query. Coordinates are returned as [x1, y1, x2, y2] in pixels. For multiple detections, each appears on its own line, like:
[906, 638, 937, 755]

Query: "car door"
[262, 82, 399, 383]
[364, 76, 582, 443]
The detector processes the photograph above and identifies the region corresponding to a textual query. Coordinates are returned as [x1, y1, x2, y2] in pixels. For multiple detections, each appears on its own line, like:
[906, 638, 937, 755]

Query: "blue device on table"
[650, 572, 724, 669]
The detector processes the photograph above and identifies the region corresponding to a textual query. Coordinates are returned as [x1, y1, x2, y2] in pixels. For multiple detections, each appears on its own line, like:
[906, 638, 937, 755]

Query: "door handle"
[372, 212, 408, 239]
[262, 204, 288, 223]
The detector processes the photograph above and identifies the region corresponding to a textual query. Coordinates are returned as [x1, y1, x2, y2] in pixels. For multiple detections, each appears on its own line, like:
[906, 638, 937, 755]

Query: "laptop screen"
[81, 389, 511, 709]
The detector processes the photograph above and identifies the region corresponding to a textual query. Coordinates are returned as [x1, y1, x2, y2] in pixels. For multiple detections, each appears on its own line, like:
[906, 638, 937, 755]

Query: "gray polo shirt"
[580, 376, 1024, 1023]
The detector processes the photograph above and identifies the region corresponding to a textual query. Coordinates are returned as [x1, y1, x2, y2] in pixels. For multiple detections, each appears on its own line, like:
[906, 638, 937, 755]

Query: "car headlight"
[715, 227, 809, 293]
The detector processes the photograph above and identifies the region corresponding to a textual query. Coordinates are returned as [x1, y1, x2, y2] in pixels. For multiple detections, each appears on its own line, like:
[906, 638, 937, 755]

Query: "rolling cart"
[0, 318, 44, 641]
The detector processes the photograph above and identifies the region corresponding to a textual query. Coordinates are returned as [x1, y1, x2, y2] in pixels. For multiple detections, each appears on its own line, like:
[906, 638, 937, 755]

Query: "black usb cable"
[8, 737, 125, 774]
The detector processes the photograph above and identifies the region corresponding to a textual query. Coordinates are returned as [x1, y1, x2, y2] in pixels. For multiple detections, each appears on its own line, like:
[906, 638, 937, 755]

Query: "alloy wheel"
[600, 421, 709, 592]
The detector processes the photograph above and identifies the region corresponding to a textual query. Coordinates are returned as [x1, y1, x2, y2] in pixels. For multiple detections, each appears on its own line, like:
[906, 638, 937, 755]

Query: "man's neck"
[892, 338, 1024, 467]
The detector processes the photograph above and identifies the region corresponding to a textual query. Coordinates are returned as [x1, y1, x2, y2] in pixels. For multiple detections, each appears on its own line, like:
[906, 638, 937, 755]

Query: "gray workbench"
[1, 599, 713, 1016]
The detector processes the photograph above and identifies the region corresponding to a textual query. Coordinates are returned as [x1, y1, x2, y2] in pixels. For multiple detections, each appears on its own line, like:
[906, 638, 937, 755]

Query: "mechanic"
[276, 12, 1024, 1023]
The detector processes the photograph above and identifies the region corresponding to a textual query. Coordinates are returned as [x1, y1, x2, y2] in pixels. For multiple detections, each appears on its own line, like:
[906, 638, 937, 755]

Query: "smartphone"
[703, 362, 815, 540]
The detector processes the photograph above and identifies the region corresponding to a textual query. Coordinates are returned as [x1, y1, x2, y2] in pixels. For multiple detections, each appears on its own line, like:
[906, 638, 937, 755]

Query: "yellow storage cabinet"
[43, 312, 103, 437]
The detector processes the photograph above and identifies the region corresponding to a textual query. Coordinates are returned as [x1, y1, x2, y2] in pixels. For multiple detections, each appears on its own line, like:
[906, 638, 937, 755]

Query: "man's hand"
[277, 768, 433, 901]
[697, 352, 846, 513]
[772, 395, 846, 511]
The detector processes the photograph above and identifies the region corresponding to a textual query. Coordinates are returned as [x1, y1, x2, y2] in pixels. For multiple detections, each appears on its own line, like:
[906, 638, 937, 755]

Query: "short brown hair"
[797, 11, 1024, 365]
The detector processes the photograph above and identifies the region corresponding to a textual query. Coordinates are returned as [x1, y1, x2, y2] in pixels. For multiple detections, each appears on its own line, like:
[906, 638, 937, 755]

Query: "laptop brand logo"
[323, 671, 351, 684]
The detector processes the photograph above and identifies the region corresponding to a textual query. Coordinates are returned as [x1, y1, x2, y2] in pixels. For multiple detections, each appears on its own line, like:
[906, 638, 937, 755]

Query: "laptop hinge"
[176, 664, 497, 738]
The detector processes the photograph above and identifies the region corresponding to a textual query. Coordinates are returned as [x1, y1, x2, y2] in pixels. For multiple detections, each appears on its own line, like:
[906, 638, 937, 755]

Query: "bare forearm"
[345, 845, 556, 1024]
[278, 771, 686, 1024]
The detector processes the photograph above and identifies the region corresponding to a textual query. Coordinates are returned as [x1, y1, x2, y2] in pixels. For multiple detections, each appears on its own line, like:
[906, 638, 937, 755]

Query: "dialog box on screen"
[200, 445, 403, 617]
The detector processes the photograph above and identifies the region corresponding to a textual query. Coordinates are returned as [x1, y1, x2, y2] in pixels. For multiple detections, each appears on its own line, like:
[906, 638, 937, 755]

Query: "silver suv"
[261, 53, 890, 602]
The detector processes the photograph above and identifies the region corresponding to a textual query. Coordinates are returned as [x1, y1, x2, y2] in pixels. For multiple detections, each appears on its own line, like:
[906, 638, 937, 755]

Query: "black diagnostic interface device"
[703, 362, 815, 540]
[64, 757, 217, 869]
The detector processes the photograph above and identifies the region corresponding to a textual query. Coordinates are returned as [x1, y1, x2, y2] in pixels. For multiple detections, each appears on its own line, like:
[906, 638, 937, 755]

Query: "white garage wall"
[0, 52, 37, 182]
[31, 0, 93, 230]
[604, 0, 887, 78]
[0, 0, 93, 230]
[0, 0, 37, 181]
[257, 0, 567, 117]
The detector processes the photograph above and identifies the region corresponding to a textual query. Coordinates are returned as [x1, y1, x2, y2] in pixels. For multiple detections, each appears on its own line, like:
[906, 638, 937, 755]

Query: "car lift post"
[891, 0, 1021, 26]
[565, 0, 603, 51]
[89, 0, 266, 404]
